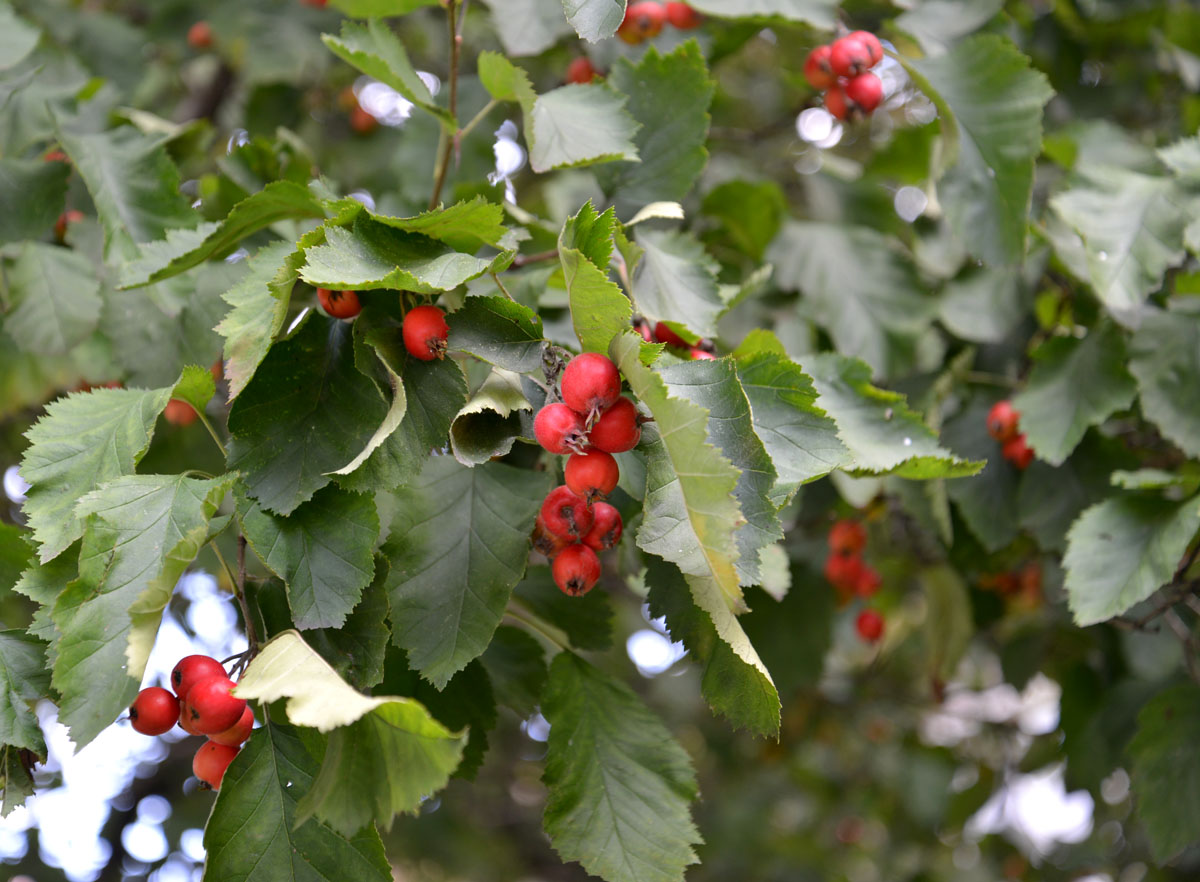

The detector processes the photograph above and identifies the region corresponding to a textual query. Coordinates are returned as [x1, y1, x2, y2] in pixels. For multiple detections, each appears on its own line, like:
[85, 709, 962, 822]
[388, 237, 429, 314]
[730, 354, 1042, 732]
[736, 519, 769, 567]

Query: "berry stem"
[490, 271, 516, 301]
[504, 602, 571, 653]
[511, 249, 559, 268]
[193, 408, 227, 458]
[428, 0, 462, 210]
[458, 97, 498, 141]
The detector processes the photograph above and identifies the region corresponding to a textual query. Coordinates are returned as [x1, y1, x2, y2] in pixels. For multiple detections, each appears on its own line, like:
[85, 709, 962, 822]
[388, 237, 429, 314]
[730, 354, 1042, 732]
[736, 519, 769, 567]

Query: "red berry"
[634, 319, 654, 343]
[986, 400, 1020, 442]
[565, 449, 620, 501]
[54, 209, 84, 242]
[618, 2, 666, 44]
[824, 553, 864, 592]
[129, 687, 180, 736]
[653, 322, 689, 348]
[187, 21, 213, 50]
[665, 2, 701, 29]
[829, 35, 873, 77]
[540, 485, 594, 540]
[208, 705, 255, 747]
[349, 105, 378, 135]
[689, 348, 716, 360]
[847, 30, 884, 67]
[171, 655, 227, 701]
[804, 45, 836, 90]
[582, 502, 623, 552]
[854, 564, 881, 598]
[552, 544, 602, 596]
[534, 403, 588, 454]
[589, 397, 641, 453]
[402, 305, 449, 361]
[1002, 434, 1035, 470]
[182, 675, 247, 735]
[828, 519, 866, 556]
[856, 609, 884, 643]
[193, 741, 239, 791]
[163, 398, 198, 426]
[844, 72, 883, 114]
[561, 353, 622, 416]
[824, 85, 851, 120]
[317, 288, 361, 320]
[532, 514, 571, 559]
[43, 150, 68, 164]
[178, 704, 204, 736]
[566, 57, 599, 84]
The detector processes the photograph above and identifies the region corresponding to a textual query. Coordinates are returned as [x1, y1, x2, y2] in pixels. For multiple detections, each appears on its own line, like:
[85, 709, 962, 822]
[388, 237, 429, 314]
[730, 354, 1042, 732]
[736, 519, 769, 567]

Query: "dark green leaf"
[480, 625, 547, 717]
[512, 567, 614, 652]
[942, 398, 1020, 551]
[1128, 684, 1200, 863]
[632, 229, 723, 339]
[0, 631, 50, 755]
[304, 561, 391, 689]
[1129, 302, 1200, 459]
[1, 745, 34, 817]
[0, 157, 68, 244]
[741, 576, 832, 698]
[446, 295, 546, 373]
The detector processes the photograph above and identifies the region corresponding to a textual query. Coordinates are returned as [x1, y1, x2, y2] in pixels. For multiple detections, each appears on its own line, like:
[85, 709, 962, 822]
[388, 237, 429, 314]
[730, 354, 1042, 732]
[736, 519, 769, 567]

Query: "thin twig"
[511, 249, 559, 268]
[428, 0, 461, 210]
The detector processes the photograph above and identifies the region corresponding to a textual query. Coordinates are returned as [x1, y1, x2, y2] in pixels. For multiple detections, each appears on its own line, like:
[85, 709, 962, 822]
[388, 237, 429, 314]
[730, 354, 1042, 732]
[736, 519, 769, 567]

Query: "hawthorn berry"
[618, 2, 666, 44]
[856, 609, 884, 644]
[178, 705, 204, 736]
[171, 654, 227, 701]
[552, 543, 602, 596]
[561, 353, 622, 416]
[847, 30, 884, 67]
[540, 485, 594, 540]
[350, 105, 378, 135]
[824, 85, 851, 121]
[129, 687, 180, 736]
[1002, 434, 1035, 470]
[193, 741, 239, 791]
[665, 2, 701, 29]
[43, 150, 68, 164]
[828, 519, 867, 556]
[824, 553, 864, 593]
[829, 35, 874, 78]
[164, 399, 198, 426]
[54, 209, 84, 242]
[182, 675, 247, 735]
[532, 514, 571, 559]
[187, 21, 213, 50]
[534, 403, 588, 454]
[690, 348, 717, 360]
[566, 57, 599, 84]
[565, 449, 620, 501]
[845, 72, 883, 114]
[588, 397, 641, 453]
[402, 305, 449, 361]
[854, 564, 882, 598]
[317, 288, 361, 320]
[654, 321, 689, 348]
[582, 502, 623, 552]
[209, 705, 255, 747]
[986, 400, 1020, 442]
[804, 45, 836, 90]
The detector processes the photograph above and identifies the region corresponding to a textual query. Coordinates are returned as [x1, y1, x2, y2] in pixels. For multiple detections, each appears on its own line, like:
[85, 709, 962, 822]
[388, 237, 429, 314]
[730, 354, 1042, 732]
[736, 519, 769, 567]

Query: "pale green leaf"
[632, 229, 723, 339]
[529, 84, 639, 173]
[4, 242, 101, 356]
[0, 5, 38, 70]
[561, 203, 632, 353]
[478, 0, 574, 57]
[561, 0, 624, 41]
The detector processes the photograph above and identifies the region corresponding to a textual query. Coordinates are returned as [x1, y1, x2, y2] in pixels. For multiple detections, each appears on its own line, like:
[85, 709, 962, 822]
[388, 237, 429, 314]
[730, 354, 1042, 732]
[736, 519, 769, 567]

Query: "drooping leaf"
[4, 242, 102, 356]
[1128, 684, 1200, 863]
[541, 652, 701, 882]
[448, 367, 531, 466]
[560, 202, 632, 353]
[446, 295, 546, 373]
[170, 364, 217, 416]
[560, 0, 624, 42]
[371, 197, 510, 252]
[1129, 303, 1200, 459]
[631, 229, 723, 339]
[480, 625, 547, 717]
[0, 631, 50, 755]
[0, 157, 69, 244]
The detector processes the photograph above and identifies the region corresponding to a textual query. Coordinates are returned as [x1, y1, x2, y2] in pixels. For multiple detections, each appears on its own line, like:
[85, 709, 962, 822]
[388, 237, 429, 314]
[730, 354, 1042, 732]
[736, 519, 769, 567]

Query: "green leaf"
[4, 242, 102, 356]
[938, 267, 1026, 343]
[0, 524, 32, 598]
[328, 0, 441, 16]
[20, 386, 171, 563]
[0, 631, 50, 755]
[768, 223, 936, 379]
[529, 84, 639, 173]
[119, 181, 327, 288]
[228, 315, 389, 515]
[922, 566, 973, 681]
[895, 0, 1005, 55]
[203, 721, 392, 882]
[561, 203, 633, 354]
[941, 398, 1020, 551]
[1064, 495, 1200, 626]
[54, 473, 234, 747]
[803, 353, 983, 479]
[0, 157, 68, 244]
[323, 20, 454, 129]
[512, 567, 614, 652]
[446, 295, 546, 373]
[478, 0, 574, 57]
[382, 457, 553, 687]
[239, 486, 380, 630]
[1128, 684, 1200, 863]
[645, 557, 779, 736]
[910, 35, 1053, 265]
[303, 562, 391, 689]
[542, 652, 701, 882]
[0, 5, 39, 70]
[1129, 303, 1200, 459]
[599, 44, 713, 215]
[1011, 323, 1136, 465]
[170, 364, 217, 416]
[1, 745, 34, 817]
[449, 367, 531, 466]
[478, 50, 537, 112]
[561, 0, 624, 42]
[1111, 469, 1200, 491]
[741, 578, 832, 697]
[688, 0, 835, 25]
[480, 625, 546, 717]
[631, 229, 723, 339]
[371, 197, 510, 252]
[700, 180, 786, 262]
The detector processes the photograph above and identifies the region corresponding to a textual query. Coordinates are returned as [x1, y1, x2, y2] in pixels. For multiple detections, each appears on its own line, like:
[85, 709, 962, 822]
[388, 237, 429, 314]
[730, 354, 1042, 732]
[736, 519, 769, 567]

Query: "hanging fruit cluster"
[804, 30, 887, 120]
[823, 519, 885, 644]
[986, 400, 1035, 469]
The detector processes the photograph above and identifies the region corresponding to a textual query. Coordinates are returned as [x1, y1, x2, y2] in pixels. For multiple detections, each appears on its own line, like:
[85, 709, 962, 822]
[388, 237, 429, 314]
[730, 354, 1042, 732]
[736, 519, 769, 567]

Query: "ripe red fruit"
[540, 485, 594, 540]
[532, 514, 571, 559]
[634, 319, 654, 343]
[845, 72, 883, 114]
[804, 45, 836, 90]
[986, 400, 1020, 442]
[824, 553, 864, 592]
[349, 105, 378, 135]
[856, 609, 884, 643]
[193, 741, 239, 791]
[129, 687, 180, 736]
[171, 655, 227, 701]
[824, 85, 851, 121]
[43, 150, 68, 164]
[665, 2, 701, 29]
[847, 30, 884, 67]
[187, 21, 213, 50]
[565, 449, 620, 501]
[689, 348, 717, 360]
[552, 544, 602, 596]
[653, 322, 689, 348]
[164, 398, 198, 426]
[317, 288, 361, 320]
[566, 57, 599, 84]
[589, 397, 641, 453]
[618, 2, 666, 44]
[829, 35, 873, 78]
[178, 706, 204, 736]
[182, 675, 247, 735]
[534, 403, 588, 454]
[402, 305, 449, 361]
[54, 209, 84, 242]
[1002, 434, 1035, 470]
[828, 519, 866, 556]
[561, 353, 622, 417]
[582, 502, 623, 552]
[208, 705, 255, 747]
[854, 564, 881, 598]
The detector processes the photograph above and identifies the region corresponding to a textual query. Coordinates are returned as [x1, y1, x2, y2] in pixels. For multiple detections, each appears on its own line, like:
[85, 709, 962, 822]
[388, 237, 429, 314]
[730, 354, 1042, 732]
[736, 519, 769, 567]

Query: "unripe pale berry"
[208, 705, 255, 747]
[582, 502, 623, 552]
[552, 543, 602, 596]
[856, 609, 884, 643]
[317, 288, 361, 319]
[402, 305, 449, 361]
[618, 2, 666, 44]
[182, 675, 247, 735]
[129, 687, 180, 736]
[534, 403, 588, 454]
[986, 400, 1020, 442]
[565, 449, 620, 501]
[804, 45, 836, 90]
[561, 353, 622, 416]
[829, 35, 873, 78]
[540, 485, 594, 540]
[589, 397, 641, 453]
[171, 655, 227, 701]
[828, 519, 866, 556]
[665, 2, 701, 29]
[193, 741, 239, 791]
[845, 72, 883, 114]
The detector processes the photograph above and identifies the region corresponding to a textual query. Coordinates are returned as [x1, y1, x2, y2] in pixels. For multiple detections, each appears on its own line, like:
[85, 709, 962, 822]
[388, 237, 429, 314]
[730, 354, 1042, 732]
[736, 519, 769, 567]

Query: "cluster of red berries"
[822, 519, 885, 644]
[979, 561, 1042, 606]
[314, 291, 450, 362]
[634, 318, 716, 361]
[804, 30, 886, 121]
[532, 353, 640, 596]
[986, 400, 1034, 470]
[618, 2, 701, 45]
[127, 655, 253, 791]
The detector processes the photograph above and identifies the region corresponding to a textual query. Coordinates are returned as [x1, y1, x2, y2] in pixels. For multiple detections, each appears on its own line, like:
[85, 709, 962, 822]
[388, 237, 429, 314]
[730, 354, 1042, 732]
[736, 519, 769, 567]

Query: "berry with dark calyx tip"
[402, 304, 450, 361]
[824, 84, 851, 120]
[986, 400, 1020, 442]
[1002, 434, 1035, 470]
[317, 288, 361, 320]
[804, 44, 836, 90]
[193, 741, 239, 791]
[54, 209, 84, 242]
[854, 564, 881, 598]
[208, 705, 255, 747]
[566, 57, 599, 84]
[164, 398, 198, 426]
[618, 2, 666, 44]
[844, 72, 883, 114]
[541, 485, 594, 540]
[856, 609, 884, 644]
[187, 21, 213, 50]
[532, 514, 570, 559]
[552, 544, 602, 596]
[689, 348, 717, 360]
[653, 321, 689, 348]
[828, 519, 866, 556]
[829, 35, 873, 78]
[665, 2, 701, 29]
[129, 687, 180, 736]
[847, 30, 884, 67]
[589, 397, 641, 453]
[178, 707, 204, 736]
[350, 105, 378, 134]
[561, 353, 622, 417]
[171, 654, 227, 701]
[534, 403, 588, 454]
[565, 449, 620, 501]
[582, 502, 623, 552]
[824, 552, 864, 593]
[182, 675, 247, 735]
